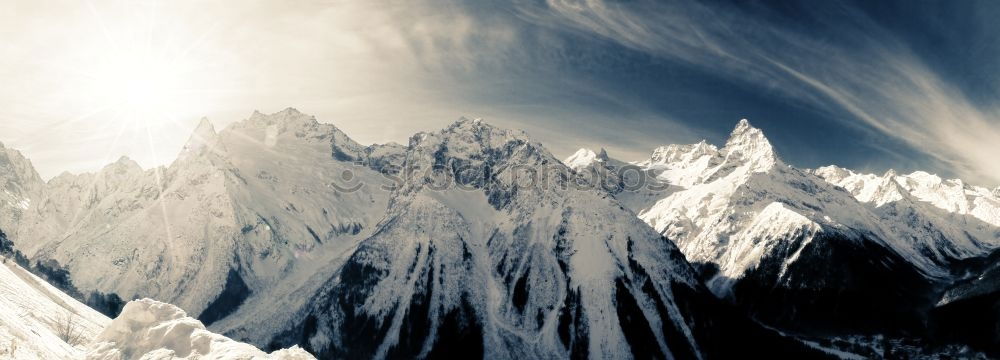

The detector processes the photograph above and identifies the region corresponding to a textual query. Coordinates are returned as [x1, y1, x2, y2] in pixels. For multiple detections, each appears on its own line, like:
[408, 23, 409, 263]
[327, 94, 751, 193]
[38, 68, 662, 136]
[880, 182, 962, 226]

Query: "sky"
[1, 0, 999, 186]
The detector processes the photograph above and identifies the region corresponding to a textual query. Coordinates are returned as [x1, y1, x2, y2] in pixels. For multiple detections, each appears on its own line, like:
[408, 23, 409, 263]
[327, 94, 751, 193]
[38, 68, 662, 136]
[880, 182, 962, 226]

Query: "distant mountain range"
[2, 109, 999, 358]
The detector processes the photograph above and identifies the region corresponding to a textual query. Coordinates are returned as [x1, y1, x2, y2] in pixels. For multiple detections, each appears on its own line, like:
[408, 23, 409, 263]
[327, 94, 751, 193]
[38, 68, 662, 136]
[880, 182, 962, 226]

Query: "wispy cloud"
[6, 0, 995, 184]
[0, 0, 702, 178]
[521, 0, 1000, 185]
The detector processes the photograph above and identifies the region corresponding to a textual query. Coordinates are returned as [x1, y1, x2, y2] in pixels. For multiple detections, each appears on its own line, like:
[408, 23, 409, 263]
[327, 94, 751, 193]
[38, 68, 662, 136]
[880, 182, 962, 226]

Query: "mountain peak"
[105, 156, 142, 172]
[195, 116, 215, 132]
[734, 118, 752, 131]
[722, 118, 777, 171]
[725, 119, 769, 147]
[813, 165, 854, 183]
[868, 170, 907, 206]
[111, 155, 139, 167]
[249, 107, 303, 117]
[597, 148, 609, 161]
[438, 117, 531, 145]
[448, 117, 490, 131]
[564, 148, 605, 171]
[0, 143, 44, 185]
[693, 139, 712, 151]
[648, 141, 720, 166]
[245, 108, 318, 129]
[180, 117, 222, 157]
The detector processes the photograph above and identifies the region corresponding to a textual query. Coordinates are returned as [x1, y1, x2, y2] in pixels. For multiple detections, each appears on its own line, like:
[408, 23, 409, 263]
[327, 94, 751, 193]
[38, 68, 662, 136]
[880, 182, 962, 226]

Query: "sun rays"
[33, 0, 235, 245]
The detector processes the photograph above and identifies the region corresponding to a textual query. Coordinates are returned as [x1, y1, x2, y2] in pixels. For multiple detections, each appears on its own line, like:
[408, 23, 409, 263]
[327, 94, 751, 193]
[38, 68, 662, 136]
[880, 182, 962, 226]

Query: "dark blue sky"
[410, 0, 1000, 185]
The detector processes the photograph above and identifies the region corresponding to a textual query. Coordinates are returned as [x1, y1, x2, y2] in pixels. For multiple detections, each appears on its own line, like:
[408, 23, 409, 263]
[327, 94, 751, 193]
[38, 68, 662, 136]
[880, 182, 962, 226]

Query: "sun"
[75, 36, 209, 127]
[61, 4, 223, 133]
[89, 52, 184, 117]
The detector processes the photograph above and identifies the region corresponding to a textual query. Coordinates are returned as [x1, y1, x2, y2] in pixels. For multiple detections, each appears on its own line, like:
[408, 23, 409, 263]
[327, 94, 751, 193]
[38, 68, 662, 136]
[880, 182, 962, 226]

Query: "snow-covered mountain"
[233, 118, 821, 359]
[563, 148, 673, 214]
[8, 109, 1000, 358]
[566, 119, 1000, 335]
[806, 168, 1000, 356]
[14, 108, 397, 324]
[6, 113, 822, 359]
[815, 166, 1000, 236]
[0, 142, 45, 234]
[813, 166, 1000, 267]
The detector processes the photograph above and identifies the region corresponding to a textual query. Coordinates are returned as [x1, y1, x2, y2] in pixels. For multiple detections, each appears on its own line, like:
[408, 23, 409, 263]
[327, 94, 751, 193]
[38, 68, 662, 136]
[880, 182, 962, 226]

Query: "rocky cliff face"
[0, 142, 45, 234]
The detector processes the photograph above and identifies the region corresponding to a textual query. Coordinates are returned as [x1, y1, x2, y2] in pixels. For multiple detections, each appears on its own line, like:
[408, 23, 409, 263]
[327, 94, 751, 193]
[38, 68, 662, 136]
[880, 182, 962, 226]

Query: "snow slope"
[1, 251, 314, 359]
[1, 246, 109, 359]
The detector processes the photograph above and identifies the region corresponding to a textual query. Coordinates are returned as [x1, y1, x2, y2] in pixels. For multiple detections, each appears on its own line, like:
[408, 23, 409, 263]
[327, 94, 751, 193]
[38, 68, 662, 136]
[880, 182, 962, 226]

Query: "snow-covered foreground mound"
[86, 299, 314, 360]
[1, 254, 313, 360]
[0, 258, 108, 359]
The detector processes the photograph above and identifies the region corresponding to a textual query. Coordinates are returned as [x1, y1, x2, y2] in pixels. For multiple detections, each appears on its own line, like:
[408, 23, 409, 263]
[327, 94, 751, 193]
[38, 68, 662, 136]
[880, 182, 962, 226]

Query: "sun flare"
[51, 3, 228, 138]
[87, 52, 185, 118]
[12, 0, 243, 178]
